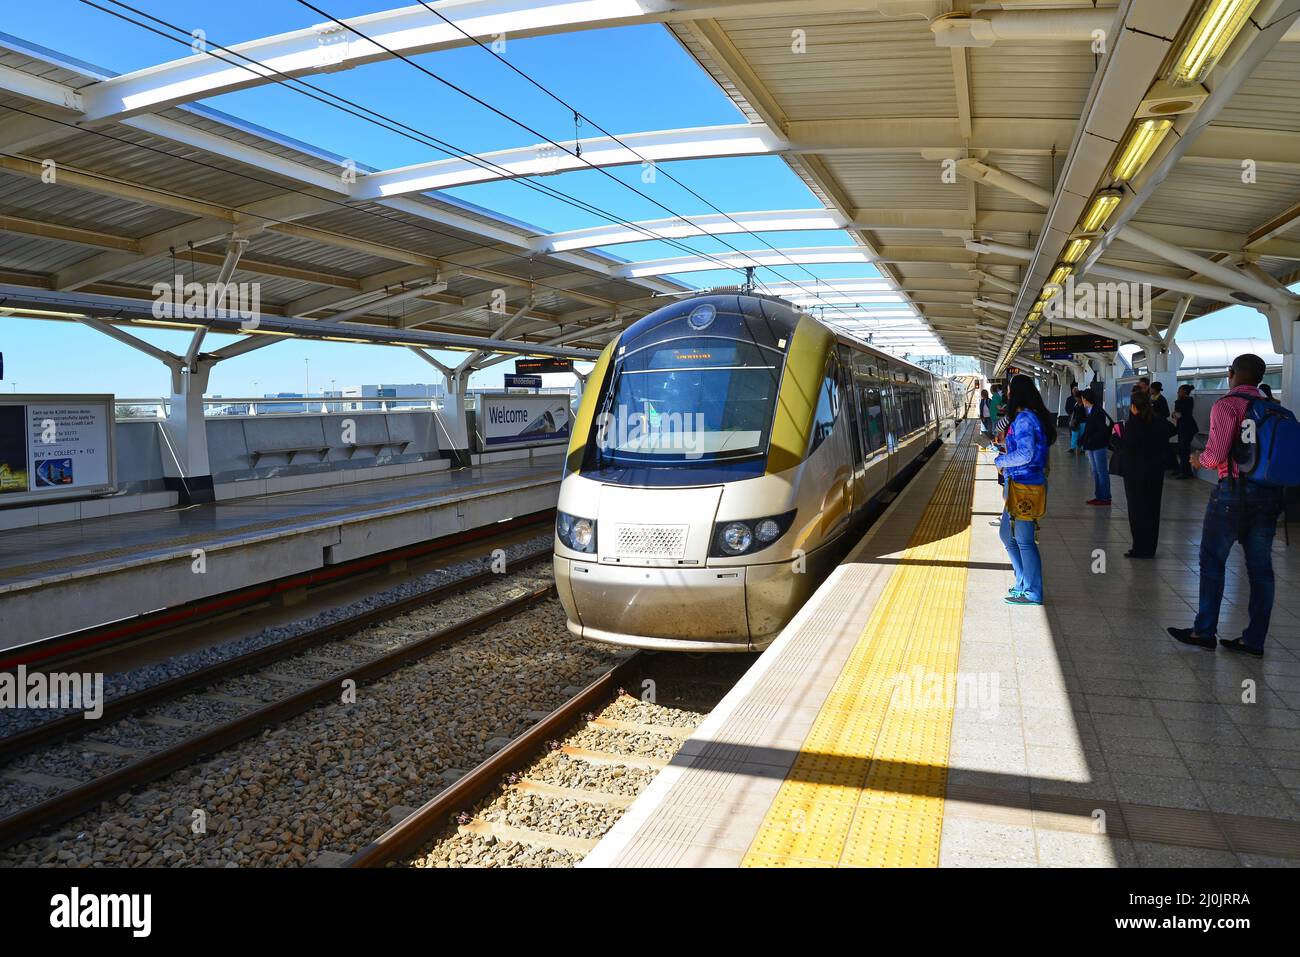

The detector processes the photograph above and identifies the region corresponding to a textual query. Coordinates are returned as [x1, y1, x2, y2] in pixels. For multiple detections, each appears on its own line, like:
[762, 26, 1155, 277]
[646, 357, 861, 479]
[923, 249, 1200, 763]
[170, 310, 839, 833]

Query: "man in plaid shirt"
[1168, 354, 1285, 657]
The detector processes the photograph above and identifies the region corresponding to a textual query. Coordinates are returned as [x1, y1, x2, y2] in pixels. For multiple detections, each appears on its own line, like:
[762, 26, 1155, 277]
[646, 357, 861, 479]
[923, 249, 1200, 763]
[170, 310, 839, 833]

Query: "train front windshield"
[596, 337, 784, 464]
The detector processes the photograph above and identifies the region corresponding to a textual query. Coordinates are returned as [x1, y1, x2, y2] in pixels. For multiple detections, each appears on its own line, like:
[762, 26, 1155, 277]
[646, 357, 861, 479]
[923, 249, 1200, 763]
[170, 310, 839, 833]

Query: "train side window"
[809, 359, 841, 455]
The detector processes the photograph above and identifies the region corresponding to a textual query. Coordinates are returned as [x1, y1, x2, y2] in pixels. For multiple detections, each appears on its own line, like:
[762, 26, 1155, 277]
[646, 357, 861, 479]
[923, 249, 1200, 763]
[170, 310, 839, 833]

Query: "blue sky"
[0, 0, 1275, 398]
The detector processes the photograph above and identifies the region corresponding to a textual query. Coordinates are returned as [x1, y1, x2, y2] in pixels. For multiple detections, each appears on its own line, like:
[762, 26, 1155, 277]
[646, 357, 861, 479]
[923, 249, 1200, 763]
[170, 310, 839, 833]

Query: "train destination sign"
[514, 357, 574, 375]
[1039, 334, 1118, 358]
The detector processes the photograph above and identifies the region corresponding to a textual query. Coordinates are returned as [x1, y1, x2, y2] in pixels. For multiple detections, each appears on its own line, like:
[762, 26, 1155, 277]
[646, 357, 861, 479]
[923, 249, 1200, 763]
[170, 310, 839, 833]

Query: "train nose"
[594, 484, 721, 567]
[555, 483, 754, 650]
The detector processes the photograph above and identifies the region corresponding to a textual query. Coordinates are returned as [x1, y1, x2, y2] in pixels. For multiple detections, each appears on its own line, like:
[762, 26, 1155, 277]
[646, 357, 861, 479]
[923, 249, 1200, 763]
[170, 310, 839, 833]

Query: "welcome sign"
[479, 393, 571, 448]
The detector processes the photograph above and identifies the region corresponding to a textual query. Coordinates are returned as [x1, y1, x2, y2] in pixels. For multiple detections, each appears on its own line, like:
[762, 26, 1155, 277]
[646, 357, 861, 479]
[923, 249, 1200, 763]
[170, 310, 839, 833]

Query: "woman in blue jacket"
[994, 375, 1056, 606]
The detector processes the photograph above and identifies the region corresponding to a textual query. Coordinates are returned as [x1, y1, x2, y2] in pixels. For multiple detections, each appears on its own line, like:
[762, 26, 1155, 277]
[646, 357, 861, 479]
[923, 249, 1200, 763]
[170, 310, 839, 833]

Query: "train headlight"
[710, 510, 796, 558]
[720, 522, 753, 555]
[557, 511, 597, 553]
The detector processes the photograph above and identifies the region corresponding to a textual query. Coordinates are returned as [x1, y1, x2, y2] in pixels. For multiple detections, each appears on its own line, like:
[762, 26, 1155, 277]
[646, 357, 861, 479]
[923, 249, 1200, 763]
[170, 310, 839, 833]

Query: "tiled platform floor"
[585, 425, 1300, 867]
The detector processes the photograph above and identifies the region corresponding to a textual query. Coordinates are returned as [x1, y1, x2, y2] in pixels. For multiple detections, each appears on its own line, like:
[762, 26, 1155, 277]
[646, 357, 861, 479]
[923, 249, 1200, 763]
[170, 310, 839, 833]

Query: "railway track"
[351, 653, 751, 868]
[0, 545, 554, 766]
[0, 553, 556, 852]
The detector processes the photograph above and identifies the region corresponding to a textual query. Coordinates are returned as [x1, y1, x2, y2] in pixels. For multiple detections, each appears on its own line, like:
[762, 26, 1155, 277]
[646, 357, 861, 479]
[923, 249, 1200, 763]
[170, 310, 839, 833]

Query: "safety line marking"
[741, 428, 979, 866]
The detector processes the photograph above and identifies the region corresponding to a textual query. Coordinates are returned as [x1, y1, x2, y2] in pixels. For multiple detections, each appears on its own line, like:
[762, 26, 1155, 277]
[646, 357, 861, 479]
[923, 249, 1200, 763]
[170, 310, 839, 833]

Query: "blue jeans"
[1000, 509, 1043, 602]
[1087, 448, 1111, 501]
[1193, 482, 1284, 649]
[1070, 424, 1084, 450]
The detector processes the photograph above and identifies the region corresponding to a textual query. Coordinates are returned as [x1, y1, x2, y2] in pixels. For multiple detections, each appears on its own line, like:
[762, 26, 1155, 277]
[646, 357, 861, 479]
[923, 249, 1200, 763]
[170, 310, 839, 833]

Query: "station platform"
[0, 450, 565, 655]
[585, 424, 1300, 868]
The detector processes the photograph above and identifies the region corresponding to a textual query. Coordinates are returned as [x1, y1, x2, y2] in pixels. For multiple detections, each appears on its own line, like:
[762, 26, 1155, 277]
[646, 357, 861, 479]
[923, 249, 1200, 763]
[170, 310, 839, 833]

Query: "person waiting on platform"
[994, 374, 1056, 607]
[1079, 387, 1113, 506]
[1173, 384, 1198, 479]
[1149, 381, 1176, 471]
[1149, 381, 1170, 420]
[1113, 391, 1174, 558]
[979, 388, 992, 436]
[1065, 385, 1083, 453]
[988, 384, 1005, 434]
[1169, 354, 1287, 658]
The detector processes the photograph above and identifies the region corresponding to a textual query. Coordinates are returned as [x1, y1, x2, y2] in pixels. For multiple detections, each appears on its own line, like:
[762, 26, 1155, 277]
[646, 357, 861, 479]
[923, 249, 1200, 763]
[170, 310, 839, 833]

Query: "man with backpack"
[1168, 354, 1296, 657]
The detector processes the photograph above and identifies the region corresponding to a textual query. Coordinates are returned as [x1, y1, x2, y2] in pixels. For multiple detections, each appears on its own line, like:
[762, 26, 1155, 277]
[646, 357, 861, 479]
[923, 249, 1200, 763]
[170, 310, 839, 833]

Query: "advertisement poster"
[0, 396, 116, 504]
[0, 405, 27, 496]
[479, 393, 571, 448]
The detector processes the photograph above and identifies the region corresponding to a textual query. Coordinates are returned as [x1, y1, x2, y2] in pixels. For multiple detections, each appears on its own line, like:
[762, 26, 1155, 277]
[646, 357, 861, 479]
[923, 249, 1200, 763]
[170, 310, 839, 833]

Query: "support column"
[438, 368, 473, 469]
[1266, 302, 1299, 407]
[572, 367, 590, 411]
[1150, 339, 1184, 402]
[408, 345, 473, 469]
[161, 357, 215, 505]
[1098, 353, 1122, 417]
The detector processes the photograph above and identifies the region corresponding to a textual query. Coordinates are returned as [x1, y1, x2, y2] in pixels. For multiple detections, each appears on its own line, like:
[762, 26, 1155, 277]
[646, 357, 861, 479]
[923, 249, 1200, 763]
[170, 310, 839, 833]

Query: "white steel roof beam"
[69, 1, 879, 123]
[615, 245, 977, 279]
[533, 209, 848, 254]
[353, 124, 782, 199]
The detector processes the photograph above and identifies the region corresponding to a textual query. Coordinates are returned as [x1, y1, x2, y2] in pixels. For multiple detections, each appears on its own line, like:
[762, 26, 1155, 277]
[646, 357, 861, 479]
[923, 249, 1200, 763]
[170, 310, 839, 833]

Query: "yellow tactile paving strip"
[741, 432, 979, 867]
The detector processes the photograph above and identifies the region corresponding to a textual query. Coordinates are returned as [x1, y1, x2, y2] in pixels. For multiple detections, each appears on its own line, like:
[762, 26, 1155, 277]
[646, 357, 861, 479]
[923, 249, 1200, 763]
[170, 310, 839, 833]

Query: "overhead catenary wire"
[42, 0, 932, 354]
[405, 0, 873, 313]
[80, 0, 776, 287]
[297, 0, 906, 330]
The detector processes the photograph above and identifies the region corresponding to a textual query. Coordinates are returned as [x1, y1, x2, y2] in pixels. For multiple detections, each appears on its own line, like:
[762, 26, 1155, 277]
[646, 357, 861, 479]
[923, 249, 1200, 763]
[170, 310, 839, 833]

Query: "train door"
[879, 360, 903, 481]
[837, 344, 866, 508]
[808, 351, 854, 539]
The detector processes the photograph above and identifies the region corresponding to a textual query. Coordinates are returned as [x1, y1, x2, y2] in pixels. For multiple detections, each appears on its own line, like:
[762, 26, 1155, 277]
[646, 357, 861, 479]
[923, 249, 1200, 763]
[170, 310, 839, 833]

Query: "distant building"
[338, 383, 445, 411]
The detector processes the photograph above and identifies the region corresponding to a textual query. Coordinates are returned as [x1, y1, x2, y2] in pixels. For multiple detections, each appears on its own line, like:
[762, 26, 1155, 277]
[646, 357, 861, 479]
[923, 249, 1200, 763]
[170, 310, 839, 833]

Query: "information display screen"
[514, 358, 574, 375]
[1040, 334, 1117, 358]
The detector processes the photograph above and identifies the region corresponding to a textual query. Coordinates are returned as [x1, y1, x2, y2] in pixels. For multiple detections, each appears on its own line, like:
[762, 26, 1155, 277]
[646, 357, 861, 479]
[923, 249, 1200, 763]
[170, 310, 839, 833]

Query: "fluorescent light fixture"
[132, 318, 200, 329]
[1048, 265, 1073, 288]
[1079, 191, 1123, 233]
[1112, 119, 1174, 181]
[1062, 238, 1093, 264]
[6, 307, 91, 320]
[1168, 0, 1260, 86]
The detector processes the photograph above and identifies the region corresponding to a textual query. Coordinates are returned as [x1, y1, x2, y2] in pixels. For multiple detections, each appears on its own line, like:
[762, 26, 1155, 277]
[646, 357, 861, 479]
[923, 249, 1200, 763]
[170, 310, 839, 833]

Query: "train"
[552, 292, 965, 652]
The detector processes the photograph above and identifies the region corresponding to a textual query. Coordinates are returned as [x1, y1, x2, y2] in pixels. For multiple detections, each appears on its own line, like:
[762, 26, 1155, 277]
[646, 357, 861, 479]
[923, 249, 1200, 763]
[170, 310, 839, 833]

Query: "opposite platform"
[585, 424, 1300, 868]
[0, 450, 565, 653]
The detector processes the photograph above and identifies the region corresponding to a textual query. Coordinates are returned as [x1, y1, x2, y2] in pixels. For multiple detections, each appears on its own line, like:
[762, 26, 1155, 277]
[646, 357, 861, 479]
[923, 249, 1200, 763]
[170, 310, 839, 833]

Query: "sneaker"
[1219, 638, 1264, 659]
[1007, 588, 1024, 597]
[1004, 595, 1043, 606]
[1086, 498, 1112, 506]
[1167, 626, 1215, 650]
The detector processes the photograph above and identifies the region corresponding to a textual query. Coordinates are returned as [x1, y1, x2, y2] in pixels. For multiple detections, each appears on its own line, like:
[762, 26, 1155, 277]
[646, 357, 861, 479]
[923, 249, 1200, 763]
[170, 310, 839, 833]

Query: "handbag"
[1109, 419, 1129, 477]
[1007, 480, 1046, 521]
[1108, 448, 1130, 477]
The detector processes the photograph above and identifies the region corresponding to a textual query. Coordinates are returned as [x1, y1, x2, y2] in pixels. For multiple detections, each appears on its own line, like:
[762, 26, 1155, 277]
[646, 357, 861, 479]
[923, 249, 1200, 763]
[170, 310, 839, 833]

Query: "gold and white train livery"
[553, 293, 962, 652]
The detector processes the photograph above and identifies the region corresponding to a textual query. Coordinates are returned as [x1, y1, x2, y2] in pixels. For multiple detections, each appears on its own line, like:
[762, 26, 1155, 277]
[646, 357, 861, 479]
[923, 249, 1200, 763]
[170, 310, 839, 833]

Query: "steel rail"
[0, 583, 557, 852]
[345, 652, 643, 868]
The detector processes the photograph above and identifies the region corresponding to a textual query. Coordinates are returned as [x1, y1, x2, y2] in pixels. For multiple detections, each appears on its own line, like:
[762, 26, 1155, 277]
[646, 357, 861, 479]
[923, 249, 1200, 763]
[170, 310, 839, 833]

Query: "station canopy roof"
[1, 0, 1298, 372]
